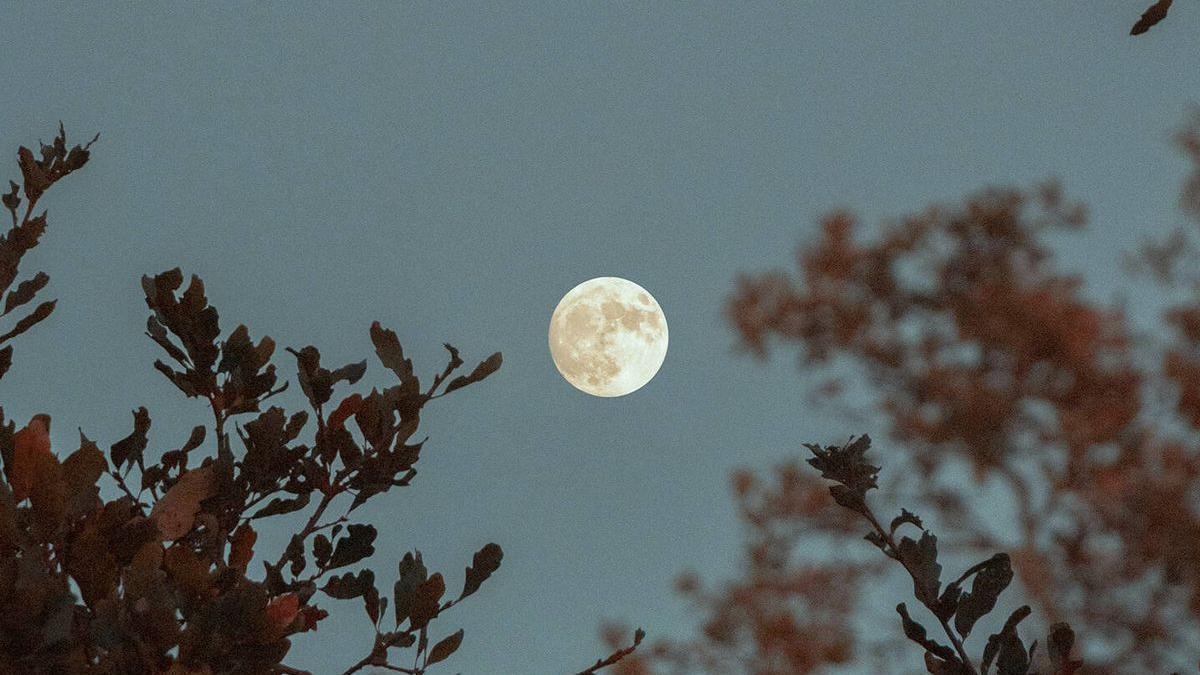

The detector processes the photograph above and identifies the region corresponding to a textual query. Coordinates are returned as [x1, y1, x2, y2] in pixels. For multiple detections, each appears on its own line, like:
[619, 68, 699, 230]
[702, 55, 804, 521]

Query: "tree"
[611, 116, 1200, 673]
[0, 126, 641, 675]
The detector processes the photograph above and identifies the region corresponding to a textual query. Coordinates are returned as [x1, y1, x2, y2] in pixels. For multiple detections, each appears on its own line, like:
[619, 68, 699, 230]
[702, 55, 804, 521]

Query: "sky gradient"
[2, 3, 1199, 672]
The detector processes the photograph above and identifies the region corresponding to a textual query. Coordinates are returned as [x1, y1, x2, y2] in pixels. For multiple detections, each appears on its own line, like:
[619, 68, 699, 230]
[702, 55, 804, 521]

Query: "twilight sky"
[2, 3, 1199, 673]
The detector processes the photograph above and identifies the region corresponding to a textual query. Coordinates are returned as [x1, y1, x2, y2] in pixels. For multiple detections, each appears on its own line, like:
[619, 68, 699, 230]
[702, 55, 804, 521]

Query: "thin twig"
[574, 628, 645, 675]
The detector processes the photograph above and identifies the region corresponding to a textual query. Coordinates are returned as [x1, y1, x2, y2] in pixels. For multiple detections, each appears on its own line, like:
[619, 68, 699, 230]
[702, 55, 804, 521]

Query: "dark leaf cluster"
[805, 435, 1084, 675]
[0, 126, 600, 675]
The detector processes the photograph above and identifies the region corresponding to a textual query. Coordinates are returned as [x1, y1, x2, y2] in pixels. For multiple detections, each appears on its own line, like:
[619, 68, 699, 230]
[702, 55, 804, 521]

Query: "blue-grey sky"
[2, 3, 1199, 673]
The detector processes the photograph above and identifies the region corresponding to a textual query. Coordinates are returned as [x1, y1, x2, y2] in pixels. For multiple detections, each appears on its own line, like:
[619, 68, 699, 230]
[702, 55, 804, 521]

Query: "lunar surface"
[548, 277, 668, 397]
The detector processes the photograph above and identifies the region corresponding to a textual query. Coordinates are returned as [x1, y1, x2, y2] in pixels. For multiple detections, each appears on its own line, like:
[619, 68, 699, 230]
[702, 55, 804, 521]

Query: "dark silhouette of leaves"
[891, 507, 924, 534]
[408, 572, 446, 630]
[110, 406, 150, 471]
[251, 491, 311, 519]
[0, 123, 593, 675]
[798, 436, 1077, 675]
[426, 628, 464, 666]
[955, 554, 1013, 638]
[1, 182, 18, 221]
[897, 603, 958, 663]
[575, 627, 645, 675]
[3, 271, 48, 315]
[696, 147, 1200, 673]
[229, 522, 257, 574]
[897, 531, 942, 604]
[288, 344, 365, 409]
[1131, 0, 1172, 35]
[1046, 623, 1083, 674]
[394, 550, 429, 626]
[443, 351, 502, 395]
[150, 463, 215, 540]
[460, 542, 503, 600]
[327, 523, 377, 570]
[370, 320, 419, 393]
[0, 299, 54, 344]
[323, 569, 376, 600]
[981, 606, 1031, 675]
[803, 435, 878, 514]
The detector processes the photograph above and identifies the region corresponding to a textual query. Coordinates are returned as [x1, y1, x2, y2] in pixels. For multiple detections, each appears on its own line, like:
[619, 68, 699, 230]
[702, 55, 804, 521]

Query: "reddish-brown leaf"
[151, 464, 216, 540]
[229, 522, 257, 574]
[265, 593, 300, 632]
[426, 628, 464, 666]
[328, 393, 363, 430]
[9, 414, 51, 501]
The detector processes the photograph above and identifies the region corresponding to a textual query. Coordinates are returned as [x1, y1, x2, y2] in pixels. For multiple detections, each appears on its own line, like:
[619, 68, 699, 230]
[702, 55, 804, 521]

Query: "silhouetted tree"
[0, 126, 641, 675]
[610, 117, 1200, 673]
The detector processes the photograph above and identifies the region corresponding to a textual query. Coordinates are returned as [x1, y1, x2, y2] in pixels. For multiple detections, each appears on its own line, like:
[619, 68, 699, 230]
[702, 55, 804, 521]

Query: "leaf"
[925, 653, 973, 675]
[143, 270, 221, 383]
[62, 432, 106, 518]
[63, 433, 106, 489]
[4, 272, 49, 314]
[364, 584, 381, 625]
[983, 606, 1032, 675]
[890, 508, 924, 534]
[251, 491, 311, 519]
[427, 628, 464, 666]
[229, 523, 257, 574]
[804, 434, 879, 512]
[1046, 622, 1082, 674]
[8, 414, 51, 501]
[67, 523, 119, 606]
[150, 464, 216, 540]
[283, 534, 307, 576]
[1, 181, 19, 215]
[265, 593, 300, 631]
[933, 581, 962, 622]
[394, 551, 429, 625]
[443, 352, 503, 394]
[954, 553, 1013, 638]
[288, 345, 366, 408]
[323, 569, 375, 600]
[313, 533, 333, 568]
[1131, 0, 1172, 35]
[897, 530, 942, 603]
[163, 425, 206, 470]
[111, 407, 151, 471]
[408, 572, 446, 629]
[0, 299, 55, 344]
[460, 542, 503, 600]
[326, 523, 376, 570]
[17, 146, 48, 201]
[328, 393, 363, 430]
[370, 321, 419, 392]
[330, 360, 367, 388]
[443, 343, 463, 370]
[896, 603, 958, 663]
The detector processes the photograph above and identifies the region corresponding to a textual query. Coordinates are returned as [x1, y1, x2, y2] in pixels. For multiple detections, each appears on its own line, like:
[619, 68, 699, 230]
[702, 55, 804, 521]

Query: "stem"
[862, 507, 977, 674]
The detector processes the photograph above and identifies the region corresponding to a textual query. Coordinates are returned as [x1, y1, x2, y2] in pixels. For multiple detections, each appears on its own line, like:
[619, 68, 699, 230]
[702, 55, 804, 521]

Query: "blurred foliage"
[609, 116, 1200, 673]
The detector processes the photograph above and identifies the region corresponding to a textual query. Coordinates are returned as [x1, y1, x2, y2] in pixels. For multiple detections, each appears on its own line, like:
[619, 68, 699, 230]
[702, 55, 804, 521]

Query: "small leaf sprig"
[805, 435, 1083, 675]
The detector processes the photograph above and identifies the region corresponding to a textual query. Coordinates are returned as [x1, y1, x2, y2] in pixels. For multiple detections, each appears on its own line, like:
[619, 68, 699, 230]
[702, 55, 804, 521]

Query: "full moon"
[548, 277, 668, 397]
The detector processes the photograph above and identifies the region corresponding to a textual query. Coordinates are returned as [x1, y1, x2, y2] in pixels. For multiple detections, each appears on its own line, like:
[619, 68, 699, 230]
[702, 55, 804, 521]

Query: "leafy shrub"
[0, 125, 643, 675]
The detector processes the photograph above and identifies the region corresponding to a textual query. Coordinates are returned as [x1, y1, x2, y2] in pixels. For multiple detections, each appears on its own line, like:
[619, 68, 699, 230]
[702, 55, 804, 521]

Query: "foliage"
[1131, 0, 1173, 35]
[0, 126, 643, 675]
[803, 435, 1082, 675]
[611, 117, 1200, 673]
